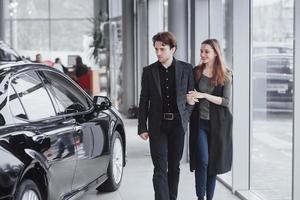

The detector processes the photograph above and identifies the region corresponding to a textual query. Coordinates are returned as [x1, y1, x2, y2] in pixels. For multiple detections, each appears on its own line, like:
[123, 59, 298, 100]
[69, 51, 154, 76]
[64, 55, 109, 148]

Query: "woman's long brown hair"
[194, 39, 228, 86]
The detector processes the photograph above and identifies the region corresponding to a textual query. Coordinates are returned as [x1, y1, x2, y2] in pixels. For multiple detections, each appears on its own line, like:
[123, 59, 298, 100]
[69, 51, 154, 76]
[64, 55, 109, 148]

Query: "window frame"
[8, 69, 58, 122]
[37, 69, 94, 118]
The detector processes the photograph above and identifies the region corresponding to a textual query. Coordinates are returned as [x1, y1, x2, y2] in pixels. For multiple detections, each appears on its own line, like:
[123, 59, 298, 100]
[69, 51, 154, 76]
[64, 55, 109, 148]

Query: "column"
[0, 0, 4, 41]
[121, 0, 135, 113]
[168, 0, 189, 162]
[232, 0, 250, 193]
[168, 0, 188, 61]
[190, 0, 209, 65]
[293, 0, 300, 199]
[136, 0, 148, 104]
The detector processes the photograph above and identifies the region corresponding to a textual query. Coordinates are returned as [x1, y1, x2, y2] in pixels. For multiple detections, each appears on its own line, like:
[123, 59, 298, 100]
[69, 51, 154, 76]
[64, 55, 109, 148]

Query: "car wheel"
[15, 179, 42, 200]
[98, 131, 124, 192]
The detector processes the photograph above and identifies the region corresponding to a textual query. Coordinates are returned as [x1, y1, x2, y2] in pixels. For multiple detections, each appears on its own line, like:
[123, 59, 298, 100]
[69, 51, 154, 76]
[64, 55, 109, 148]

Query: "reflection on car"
[0, 63, 126, 200]
[252, 52, 293, 112]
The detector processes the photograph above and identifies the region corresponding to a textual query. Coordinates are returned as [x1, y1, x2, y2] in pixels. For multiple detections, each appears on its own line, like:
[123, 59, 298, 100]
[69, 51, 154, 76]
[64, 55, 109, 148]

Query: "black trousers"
[149, 119, 185, 200]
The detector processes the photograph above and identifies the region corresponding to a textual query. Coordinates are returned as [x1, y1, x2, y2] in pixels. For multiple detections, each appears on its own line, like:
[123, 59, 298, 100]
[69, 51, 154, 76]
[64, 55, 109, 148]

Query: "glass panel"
[11, 71, 56, 121]
[3, 0, 10, 19]
[50, 0, 93, 19]
[4, 21, 10, 44]
[16, 20, 50, 51]
[251, 0, 294, 200]
[50, 20, 92, 51]
[11, 0, 49, 19]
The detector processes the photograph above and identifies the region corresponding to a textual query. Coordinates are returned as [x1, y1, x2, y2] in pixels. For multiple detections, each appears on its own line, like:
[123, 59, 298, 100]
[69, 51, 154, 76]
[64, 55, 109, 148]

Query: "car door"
[9, 70, 77, 199]
[39, 70, 109, 190]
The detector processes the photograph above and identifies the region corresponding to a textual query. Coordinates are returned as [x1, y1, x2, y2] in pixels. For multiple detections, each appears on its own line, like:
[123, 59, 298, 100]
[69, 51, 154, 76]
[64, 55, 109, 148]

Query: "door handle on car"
[32, 135, 46, 144]
[62, 118, 76, 125]
[74, 125, 82, 133]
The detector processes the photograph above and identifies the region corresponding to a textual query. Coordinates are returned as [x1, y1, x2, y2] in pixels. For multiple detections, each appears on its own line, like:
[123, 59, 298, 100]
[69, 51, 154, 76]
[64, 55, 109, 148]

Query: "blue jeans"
[195, 119, 216, 200]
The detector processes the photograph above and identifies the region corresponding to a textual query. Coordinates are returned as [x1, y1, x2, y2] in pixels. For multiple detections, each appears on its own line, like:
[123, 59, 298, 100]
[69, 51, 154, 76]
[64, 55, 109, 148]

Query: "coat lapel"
[151, 62, 162, 97]
[175, 59, 183, 97]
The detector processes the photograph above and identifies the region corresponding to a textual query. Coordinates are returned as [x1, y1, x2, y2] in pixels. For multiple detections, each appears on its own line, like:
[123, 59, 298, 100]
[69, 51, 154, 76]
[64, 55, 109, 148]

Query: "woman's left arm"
[191, 72, 232, 106]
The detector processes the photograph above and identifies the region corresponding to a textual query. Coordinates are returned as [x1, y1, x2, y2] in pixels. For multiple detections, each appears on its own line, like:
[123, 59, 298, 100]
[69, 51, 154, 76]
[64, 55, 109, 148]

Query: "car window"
[41, 71, 91, 114]
[10, 71, 56, 121]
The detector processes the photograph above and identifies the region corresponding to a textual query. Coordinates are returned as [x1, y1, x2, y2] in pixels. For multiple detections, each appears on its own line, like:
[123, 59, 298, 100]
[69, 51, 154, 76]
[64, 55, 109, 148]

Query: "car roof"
[0, 63, 59, 78]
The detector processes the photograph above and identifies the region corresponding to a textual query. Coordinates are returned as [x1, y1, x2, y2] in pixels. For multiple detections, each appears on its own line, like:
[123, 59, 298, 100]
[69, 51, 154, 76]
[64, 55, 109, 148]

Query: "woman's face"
[200, 44, 217, 65]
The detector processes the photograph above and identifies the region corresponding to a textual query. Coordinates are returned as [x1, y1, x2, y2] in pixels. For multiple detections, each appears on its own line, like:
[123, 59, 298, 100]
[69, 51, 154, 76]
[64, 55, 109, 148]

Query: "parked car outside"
[253, 42, 293, 55]
[252, 53, 293, 112]
[0, 63, 126, 200]
[0, 41, 23, 65]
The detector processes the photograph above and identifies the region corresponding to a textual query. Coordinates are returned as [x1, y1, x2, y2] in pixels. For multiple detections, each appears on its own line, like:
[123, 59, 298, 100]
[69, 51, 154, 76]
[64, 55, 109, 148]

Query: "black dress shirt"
[159, 60, 179, 113]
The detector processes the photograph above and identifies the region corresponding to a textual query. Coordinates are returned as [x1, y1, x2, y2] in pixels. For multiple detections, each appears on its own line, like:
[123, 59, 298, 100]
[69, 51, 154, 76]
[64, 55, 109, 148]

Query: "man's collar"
[158, 57, 176, 68]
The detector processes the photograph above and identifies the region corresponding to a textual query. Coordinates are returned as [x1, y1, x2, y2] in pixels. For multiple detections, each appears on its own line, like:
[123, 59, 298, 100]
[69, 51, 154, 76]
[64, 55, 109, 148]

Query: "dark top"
[74, 64, 89, 78]
[189, 69, 233, 174]
[198, 73, 232, 120]
[158, 60, 179, 113]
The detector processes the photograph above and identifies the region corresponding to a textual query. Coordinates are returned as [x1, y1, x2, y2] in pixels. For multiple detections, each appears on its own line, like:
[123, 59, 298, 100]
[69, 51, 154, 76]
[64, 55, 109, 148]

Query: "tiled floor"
[80, 118, 240, 200]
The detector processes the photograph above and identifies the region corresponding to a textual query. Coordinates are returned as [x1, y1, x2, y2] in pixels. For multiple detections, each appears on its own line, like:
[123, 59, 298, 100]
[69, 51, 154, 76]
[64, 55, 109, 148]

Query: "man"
[138, 32, 194, 200]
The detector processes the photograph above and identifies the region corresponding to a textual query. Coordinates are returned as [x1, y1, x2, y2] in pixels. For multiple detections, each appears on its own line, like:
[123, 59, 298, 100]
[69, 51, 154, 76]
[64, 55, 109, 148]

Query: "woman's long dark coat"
[189, 78, 233, 175]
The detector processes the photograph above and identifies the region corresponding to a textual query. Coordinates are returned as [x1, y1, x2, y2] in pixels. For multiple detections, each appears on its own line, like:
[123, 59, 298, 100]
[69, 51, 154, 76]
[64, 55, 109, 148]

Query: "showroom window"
[251, 0, 294, 199]
[3, 0, 93, 60]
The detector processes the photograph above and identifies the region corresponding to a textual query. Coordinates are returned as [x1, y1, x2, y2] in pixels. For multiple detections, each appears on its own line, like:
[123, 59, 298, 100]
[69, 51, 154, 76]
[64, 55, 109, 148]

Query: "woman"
[187, 39, 233, 200]
[73, 56, 89, 79]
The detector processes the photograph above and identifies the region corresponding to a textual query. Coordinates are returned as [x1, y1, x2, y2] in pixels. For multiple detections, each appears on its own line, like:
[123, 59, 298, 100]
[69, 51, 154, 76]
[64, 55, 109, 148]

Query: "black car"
[0, 41, 23, 65]
[0, 63, 126, 200]
[252, 53, 293, 112]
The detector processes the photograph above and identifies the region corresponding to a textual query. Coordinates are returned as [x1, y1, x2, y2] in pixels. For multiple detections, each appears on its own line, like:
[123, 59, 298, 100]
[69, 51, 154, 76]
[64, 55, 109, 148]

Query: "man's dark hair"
[152, 32, 177, 50]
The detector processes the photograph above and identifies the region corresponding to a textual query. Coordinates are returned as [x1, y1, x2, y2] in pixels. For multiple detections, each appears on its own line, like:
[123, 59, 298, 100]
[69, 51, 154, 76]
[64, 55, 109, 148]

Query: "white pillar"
[168, 0, 188, 61]
[148, 0, 164, 64]
[232, 0, 251, 192]
[0, 0, 4, 41]
[293, 0, 300, 199]
[121, 0, 135, 113]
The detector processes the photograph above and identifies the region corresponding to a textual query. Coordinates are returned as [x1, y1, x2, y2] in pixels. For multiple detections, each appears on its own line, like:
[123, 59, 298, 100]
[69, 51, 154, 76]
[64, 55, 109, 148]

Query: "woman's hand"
[188, 90, 206, 99]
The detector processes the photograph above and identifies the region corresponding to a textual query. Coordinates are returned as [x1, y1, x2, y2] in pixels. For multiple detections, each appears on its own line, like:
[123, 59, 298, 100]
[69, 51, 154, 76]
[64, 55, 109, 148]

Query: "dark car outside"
[0, 63, 126, 200]
[252, 53, 293, 112]
[0, 41, 23, 65]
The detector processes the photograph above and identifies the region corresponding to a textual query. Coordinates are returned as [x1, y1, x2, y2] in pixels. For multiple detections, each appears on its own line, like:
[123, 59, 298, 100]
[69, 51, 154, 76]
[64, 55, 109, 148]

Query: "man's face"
[154, 41, 175, 64]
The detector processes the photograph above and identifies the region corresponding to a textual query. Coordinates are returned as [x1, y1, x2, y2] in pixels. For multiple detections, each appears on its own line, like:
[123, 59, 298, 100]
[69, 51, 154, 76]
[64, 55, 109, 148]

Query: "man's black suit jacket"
[138, 58, 194, 136]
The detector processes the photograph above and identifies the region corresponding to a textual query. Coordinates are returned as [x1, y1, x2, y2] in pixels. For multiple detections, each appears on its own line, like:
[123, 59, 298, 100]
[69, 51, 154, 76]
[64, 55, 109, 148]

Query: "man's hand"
[139, 132, 149, 140]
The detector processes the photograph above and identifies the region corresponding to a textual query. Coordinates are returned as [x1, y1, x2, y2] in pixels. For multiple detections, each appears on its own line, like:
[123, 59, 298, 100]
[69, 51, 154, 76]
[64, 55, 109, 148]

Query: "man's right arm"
[138, 68, 150, 136]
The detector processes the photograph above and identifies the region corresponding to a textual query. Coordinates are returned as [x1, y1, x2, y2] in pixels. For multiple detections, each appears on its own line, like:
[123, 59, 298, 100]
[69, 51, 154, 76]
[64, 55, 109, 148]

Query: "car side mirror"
[0, 114, 6, 126]
[93, 96, 112, 110]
